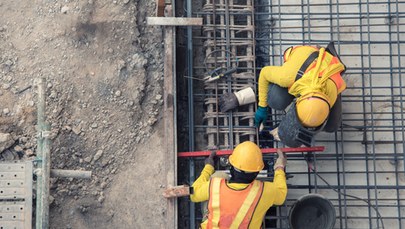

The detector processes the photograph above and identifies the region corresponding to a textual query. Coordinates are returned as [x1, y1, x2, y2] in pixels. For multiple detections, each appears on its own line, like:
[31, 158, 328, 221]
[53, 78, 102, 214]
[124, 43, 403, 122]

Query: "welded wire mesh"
[180, 0, 405, 228]
[255, 0, 405, 228]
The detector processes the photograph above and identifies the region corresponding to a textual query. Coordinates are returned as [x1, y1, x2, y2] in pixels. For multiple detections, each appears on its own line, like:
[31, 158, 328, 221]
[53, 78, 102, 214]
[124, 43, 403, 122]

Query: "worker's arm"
[258, 66, 294, 107]
[258, 46, 320, 108]
[251, 168, 287, 228]
[190, 164, 215, 202]
[272, 168, 287, 205]
[272, 149, 287, 205]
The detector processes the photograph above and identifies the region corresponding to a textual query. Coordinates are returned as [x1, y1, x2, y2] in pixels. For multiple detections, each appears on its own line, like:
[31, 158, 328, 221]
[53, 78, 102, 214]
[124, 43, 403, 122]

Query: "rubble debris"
[0, 133, 15, 153]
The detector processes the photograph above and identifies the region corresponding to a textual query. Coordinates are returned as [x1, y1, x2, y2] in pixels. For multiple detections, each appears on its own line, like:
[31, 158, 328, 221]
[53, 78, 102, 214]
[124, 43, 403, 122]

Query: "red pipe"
[178, 146, 325, 157]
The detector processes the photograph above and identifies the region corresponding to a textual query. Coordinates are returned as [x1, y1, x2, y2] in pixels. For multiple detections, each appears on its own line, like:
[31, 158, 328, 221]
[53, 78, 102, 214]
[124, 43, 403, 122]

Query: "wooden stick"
[163, 185, 191, 198]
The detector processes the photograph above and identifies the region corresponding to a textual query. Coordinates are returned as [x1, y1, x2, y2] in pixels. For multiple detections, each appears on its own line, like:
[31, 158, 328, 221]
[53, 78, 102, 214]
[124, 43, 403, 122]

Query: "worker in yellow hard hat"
[190, 141, 287, 228]
[254, 42, 347, 147]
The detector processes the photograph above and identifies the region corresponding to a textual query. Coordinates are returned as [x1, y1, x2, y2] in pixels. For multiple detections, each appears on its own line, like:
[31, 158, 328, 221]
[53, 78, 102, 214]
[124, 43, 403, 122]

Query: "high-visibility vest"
[303, 50, 346, 93]
[288, 48, 346, 102]
[207, 178, 264, 229]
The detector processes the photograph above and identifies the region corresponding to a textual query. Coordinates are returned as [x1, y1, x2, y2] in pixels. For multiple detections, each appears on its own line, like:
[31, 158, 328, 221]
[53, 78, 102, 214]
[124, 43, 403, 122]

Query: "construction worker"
[254, 43, 346, 147]
[190, 141, 287, 228]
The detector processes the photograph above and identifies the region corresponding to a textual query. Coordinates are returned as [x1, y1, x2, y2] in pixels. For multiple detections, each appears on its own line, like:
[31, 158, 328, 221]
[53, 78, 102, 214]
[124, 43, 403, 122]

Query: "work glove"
[219, 92, 239, 112]
[273, 149, 287, 171]
[219, 87, 256, 113]
[204, 151, 216, 167]
[270, 127, 281, 141]
[254, 106, 268, 127]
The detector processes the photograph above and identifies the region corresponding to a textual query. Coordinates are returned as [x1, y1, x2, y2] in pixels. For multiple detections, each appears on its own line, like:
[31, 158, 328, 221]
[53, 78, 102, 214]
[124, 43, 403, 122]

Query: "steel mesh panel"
[182, 0, 405, 228]
[255, 1, 405, 228]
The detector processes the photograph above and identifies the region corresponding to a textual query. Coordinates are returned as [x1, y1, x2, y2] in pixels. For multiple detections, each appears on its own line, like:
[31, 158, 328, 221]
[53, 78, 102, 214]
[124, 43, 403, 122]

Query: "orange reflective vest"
[329, 73, 345, 94]
[288, 48, 346, 101]
[207, 178, 264, 229]
[302, 50, 345, 93]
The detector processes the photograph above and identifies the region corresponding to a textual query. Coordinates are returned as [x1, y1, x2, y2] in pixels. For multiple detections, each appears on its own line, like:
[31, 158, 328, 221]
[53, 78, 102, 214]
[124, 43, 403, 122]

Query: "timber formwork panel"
[202, 0, 257, 150]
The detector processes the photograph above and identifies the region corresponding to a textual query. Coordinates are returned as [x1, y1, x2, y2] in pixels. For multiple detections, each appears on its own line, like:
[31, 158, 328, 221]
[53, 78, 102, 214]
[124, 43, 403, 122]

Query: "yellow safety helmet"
[296, 92, 331, 128]
[229, 141, 264, 172]
[283, 46, 294, 62]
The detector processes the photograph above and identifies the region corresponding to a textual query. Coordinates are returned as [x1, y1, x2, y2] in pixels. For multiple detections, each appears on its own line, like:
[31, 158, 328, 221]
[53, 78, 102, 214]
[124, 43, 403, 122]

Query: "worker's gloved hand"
[270, 127, 281, 141]
[254, 106, 268, 127]
[219, 92, 239, 112]
[219, 87, 256, 113]
[204, 151, 216, 167]
[274, 149, 287, 171]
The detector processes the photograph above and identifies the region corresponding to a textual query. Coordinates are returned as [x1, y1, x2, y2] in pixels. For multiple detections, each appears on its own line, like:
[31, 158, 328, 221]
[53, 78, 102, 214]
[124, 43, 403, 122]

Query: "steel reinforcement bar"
[202, 0, 257, 150]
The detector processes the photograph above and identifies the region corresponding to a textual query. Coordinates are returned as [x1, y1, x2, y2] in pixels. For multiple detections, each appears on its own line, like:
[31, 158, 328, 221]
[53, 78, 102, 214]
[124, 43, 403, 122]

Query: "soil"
[0, 0, 166, 228]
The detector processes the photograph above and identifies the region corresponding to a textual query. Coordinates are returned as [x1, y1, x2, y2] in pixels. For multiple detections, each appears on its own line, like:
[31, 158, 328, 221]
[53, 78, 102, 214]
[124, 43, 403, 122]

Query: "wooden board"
[147, 17, 203, 26]
[163, 185, 191, 198]
[163, 5, 178, 229]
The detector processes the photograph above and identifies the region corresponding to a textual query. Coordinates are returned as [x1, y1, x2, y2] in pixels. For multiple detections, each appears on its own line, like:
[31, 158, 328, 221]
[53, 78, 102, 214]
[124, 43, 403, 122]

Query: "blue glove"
[255, 106, 268, 127]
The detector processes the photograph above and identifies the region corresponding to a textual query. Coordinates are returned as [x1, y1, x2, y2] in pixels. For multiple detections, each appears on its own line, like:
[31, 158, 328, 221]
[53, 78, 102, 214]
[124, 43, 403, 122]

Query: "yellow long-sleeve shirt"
[190, 164, 287, 229]
[258, 46, 340, 108]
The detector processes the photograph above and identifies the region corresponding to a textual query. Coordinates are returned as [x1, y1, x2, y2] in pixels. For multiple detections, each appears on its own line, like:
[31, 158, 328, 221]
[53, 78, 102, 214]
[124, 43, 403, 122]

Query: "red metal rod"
[178, 146, 325, 157]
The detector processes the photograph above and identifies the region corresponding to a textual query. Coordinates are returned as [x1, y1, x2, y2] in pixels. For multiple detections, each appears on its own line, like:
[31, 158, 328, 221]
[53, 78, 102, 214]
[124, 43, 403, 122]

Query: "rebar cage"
[178, 0, 405, 228]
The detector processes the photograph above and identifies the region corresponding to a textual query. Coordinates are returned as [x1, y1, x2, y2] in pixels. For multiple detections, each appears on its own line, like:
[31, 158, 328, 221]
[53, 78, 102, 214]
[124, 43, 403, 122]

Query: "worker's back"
[199, 169, 287, 229]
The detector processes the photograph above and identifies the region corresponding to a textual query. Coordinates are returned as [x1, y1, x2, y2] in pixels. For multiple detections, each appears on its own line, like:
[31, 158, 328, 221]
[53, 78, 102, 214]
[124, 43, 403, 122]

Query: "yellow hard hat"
[283, 46, 294, 62]
[229, 141, 264, 172]
[296, 93, 330, 128]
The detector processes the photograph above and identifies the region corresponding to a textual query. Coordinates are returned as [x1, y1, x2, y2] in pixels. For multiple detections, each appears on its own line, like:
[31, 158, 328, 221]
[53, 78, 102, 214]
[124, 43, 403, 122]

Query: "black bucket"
[289, 194, 336, 229]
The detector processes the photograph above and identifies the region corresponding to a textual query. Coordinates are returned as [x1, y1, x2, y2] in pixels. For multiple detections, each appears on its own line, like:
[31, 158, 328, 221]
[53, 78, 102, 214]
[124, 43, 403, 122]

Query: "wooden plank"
[163, 185, 191, 198]
[163, 5, 178, 229]
[147, 17, 203, 26]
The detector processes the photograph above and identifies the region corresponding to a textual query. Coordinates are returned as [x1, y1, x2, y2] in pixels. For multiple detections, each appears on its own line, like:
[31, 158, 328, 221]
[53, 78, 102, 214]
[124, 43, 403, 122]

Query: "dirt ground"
[0, 0, 167, 228]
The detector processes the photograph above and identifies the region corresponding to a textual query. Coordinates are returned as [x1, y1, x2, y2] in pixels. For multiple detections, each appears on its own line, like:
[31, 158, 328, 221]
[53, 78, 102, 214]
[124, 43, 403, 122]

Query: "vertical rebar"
[358, 2, 372, 228]
[224, 0, 234, 149]
[388, 1, 402, 227]
[397, 1, 405, 179]
[186, 0, 196, 227]
[396, 0, 405, 226]
[366, 1, 381, 227]
[306, 0, 312, 44]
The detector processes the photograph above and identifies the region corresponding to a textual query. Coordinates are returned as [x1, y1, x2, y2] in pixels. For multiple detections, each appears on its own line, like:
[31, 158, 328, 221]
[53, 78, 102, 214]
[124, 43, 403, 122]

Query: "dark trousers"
[267, 84, 342, 132]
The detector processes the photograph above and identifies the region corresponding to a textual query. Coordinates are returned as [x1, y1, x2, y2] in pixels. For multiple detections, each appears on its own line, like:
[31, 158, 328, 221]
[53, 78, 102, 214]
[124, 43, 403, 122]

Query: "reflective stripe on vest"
[329, 73, 346, 94]
[230, 180, 261, 228]
[210, 178, 221, 229]
[207, 178, 263, 229]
